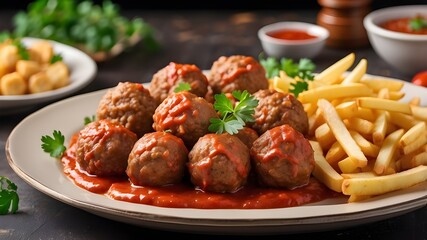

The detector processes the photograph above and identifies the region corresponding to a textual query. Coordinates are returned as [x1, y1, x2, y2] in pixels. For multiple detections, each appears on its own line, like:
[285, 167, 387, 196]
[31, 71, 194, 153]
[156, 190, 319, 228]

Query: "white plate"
[0, 37, 97, 115]
[6, 78, 427, 235]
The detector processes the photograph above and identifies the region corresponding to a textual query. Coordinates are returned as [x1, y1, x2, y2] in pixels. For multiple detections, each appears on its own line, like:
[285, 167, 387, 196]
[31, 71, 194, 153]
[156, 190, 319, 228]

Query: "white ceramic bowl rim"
[258, 21, 330, 45]
[363, 5, 427, 41]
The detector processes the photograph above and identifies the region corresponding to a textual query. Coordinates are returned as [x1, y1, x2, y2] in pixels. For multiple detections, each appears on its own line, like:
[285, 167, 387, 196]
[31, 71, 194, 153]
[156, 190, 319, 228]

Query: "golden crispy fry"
[341, 58, 367, 84]
[372, 112, 388, 146]
[360, 78, 404, 92]
[388, 112, 419, 130]
[357, 97, 412, 115]
[350, 130, 380, 158]
[315, 53, 355, 85]
[325, 141, 346, 169]
[401, 133, 427, 155]
[317, 99, 368, 167]
[310, 141, 344, 193]
[298, 83, 373, 104]
[338, 156, 359, 173]
[410, 105, 427, 122]
[342, 165, 427, 196]
[315, 123, 335, 151]
[345, 117, 374, 136]
[400, 122, 426, 147]
[373, 129, 404, 175]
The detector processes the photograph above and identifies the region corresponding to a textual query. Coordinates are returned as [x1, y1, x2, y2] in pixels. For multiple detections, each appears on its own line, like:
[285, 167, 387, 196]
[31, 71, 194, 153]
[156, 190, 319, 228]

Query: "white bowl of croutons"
[0, 37, 97, 115]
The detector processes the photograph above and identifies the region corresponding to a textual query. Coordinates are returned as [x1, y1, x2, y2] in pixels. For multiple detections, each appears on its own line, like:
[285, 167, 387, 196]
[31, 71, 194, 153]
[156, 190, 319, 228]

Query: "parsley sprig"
[41, 130, 66, 158]
[174, 82, 191, 93]
[0, 176, 19, 215]
[259, 54, 316, 97]
[409, 16, 427, 31]
[208, 90, 258, 135]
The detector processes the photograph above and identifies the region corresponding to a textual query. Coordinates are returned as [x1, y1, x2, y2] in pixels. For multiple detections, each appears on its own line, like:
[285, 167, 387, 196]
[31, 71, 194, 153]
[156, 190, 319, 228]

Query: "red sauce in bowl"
[61, 134, 341, 209]
[267, 29, 318, 40]
[380, 16, 427, 35]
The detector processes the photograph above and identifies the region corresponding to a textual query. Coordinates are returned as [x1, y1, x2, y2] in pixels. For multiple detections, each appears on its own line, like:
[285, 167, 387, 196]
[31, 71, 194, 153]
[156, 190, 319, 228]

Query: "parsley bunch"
[0, 176, 19, 215]
[41, 130, 66, 158]
[259, 55, 316, 97]
[208, 90, 258, 135]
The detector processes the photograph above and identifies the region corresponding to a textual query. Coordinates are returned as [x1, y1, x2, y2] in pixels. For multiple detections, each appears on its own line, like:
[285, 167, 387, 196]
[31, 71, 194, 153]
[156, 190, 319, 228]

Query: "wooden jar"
[317, 0, 372, 49]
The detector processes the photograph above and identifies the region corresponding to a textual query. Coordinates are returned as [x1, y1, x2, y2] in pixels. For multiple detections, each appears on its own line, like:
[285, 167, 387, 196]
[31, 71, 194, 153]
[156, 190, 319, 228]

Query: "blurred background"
[1, 0, 426, 10]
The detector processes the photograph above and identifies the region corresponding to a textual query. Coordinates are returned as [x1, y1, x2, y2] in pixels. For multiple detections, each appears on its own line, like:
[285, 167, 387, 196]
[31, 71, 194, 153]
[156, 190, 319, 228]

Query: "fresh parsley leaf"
[174, 82, 191, 93]
[41, 130, 66, 158]
[409, 16, 427, 31]
[50, 54, 63, 64]
[259, 54, 316, 97]
[84, 115, 96, 125]
[209, 90, 258, 135]
[12, 39, 30, 60]
[0, 176, 19, 215]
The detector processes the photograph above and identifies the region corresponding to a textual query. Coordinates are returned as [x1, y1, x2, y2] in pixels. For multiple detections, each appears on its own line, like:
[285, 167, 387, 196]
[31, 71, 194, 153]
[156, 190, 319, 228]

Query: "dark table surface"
[1, 8, 427, 240]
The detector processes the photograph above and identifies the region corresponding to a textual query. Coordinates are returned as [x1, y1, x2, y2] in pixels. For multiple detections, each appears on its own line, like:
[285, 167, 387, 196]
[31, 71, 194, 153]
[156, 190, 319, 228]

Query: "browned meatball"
[208, 55, 269, 94]
[149, 62, 210, 105]
[250, 124, 314, 189]
[97, 82, 157, 138]
[250, 89, 308, 136]
[76, 119, 138, 177]
[152, 91, 218, 148]
[235, 127, 259, 149]
[188, 133, 251, 193]
[126, 131, 188, 187]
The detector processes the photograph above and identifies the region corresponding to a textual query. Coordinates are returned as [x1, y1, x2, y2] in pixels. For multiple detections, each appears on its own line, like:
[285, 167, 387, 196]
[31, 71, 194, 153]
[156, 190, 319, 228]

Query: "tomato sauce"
[380, 16, 427, 35]
[61, 135, 341, 209]
[267, 29, 318, 40]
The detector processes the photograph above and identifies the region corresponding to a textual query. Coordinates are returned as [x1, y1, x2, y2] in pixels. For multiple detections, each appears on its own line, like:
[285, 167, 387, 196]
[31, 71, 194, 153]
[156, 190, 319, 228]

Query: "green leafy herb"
[84, 115, 96, 125]
[12, 39, 30, 60]
[6, 0, 159, 55]
[409, 16, 427, 31]
[208, 90, 258, 135]
[174, 82, 191, 93]
[41, 130, 66, 158]
[50, 54, 63, 63]
[259, 54, 316, 97]
[0, 176, 19, 215]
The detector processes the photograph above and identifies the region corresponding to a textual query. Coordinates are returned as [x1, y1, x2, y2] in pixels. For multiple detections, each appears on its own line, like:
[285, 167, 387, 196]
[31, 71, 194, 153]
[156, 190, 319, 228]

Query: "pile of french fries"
[269, 53, 427, 202]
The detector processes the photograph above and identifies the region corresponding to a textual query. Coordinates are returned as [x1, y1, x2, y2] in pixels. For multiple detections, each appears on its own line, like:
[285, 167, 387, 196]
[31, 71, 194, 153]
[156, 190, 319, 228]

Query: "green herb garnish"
[41, 130, 66, 158]
[12, 39, 30, 60]
[409, 16, 427, 31]
[84, 115, 96, 125]
[50, 54, 63, 64]
[7, 0, 159, 55]
[174, 82, 191, 93]
[208, 90, 258, 135]
[0, 176, 19, 215]
[259, 54, 316, 97]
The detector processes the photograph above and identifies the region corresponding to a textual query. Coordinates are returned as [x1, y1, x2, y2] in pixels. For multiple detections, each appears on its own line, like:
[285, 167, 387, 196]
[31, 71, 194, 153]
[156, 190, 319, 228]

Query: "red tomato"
[412, 71, 427, 87]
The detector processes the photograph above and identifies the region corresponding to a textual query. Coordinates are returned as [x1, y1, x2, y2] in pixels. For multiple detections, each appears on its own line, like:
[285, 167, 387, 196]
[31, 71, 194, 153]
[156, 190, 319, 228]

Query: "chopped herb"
[208, 90, 258, 135]
[259, 54, 316, 97]
[12, 39, 30, 60]
[84, 115, 96, 125]
[174, 82, 191, 93]
[41, 130, 66, 158]
[409, 16, 427, 31]
[50, 54, 63, 63]
[0, 176, 19, 215]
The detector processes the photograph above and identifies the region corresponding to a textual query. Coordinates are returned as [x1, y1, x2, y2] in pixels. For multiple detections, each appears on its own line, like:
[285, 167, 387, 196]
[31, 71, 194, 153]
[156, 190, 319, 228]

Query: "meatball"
[235, 127, 259, 149]
[76, 119, 137, 177]
[188, 133, 251, 193]
[97, 82, 157, 138]
[208, 55, 269, 94]
[152, 91, 218, 148]
[250, 124, 314, 189]
[149, 62, 210, 105]
[250, 89, 308, 136]
[126, 131, 188, 187]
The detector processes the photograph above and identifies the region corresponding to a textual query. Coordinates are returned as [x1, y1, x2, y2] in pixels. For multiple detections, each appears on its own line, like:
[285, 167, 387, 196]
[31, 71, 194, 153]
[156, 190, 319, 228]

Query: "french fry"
[373, 129, 404, 175]
[350, 130, 380, 158]
[342, 165, 427, 196]
[341, 58, 367, 84]
[315, 53, 355, 85]
[345, 117, 374, 136]
[410, 105, 427, 121]
[310, 141, 344, 193]
[388, 112, 419, 130]
[317, 99, 368, 167]
[315, 123, 335, 151]
[338, 156, 360, 174]
[298, 83, 373, 104]
[335, 101, 358, 120]
[401, 133, 427, 155]
[325, 141, 346, 169]
[357, 97, 412, 115]
[372, 112, 387, 146]
[400, 122, 426, 147]
[360, 78, 404, 92]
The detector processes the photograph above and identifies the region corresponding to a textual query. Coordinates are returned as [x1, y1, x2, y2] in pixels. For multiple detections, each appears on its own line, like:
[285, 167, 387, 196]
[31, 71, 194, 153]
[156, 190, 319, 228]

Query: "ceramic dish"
[6, 79, 427, 235]
[0, 37, 97, 115]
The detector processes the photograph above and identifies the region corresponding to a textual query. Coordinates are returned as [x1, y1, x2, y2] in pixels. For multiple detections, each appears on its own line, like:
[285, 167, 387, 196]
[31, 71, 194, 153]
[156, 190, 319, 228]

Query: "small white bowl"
[258, 21, 329, 59]
[363, 5, 427, 75]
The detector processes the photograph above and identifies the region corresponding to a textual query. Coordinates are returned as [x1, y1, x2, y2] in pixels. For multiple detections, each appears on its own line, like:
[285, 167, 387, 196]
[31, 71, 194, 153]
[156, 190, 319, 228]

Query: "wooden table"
[1, 9, 426, 239]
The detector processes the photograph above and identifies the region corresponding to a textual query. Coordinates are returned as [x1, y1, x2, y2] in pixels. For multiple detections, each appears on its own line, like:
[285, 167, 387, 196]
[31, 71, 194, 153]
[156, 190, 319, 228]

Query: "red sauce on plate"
[380, 16, 427, 35]
[61, 134, 341, 209]
[267, 29, 318, 40]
